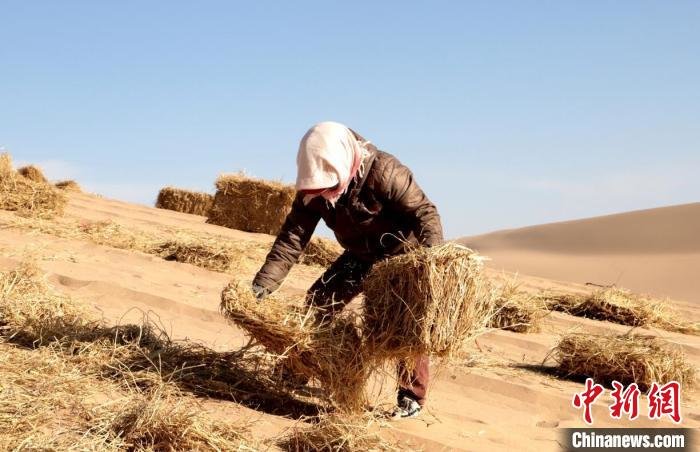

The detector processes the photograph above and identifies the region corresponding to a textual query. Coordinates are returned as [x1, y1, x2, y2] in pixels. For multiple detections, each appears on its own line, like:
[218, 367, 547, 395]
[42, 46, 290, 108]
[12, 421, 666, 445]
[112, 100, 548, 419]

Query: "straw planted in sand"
[155, 186, 214, 216]
[544, 287, 698, 334]
[0, 154, 66, 218]
[220, 283, 370, 412]
[300, 237, 342, 268]
[552, 334, 696, 391]
[17, 165, 48, 183]
[54, 179, 81, 192]
[490, 283, 547, 333]
[154, 239, 244, 272]
[363, 243, 495, 359]
[280, 414, 398, 452]
[207, 173, 296, 235]
[3, 215, 271, 275]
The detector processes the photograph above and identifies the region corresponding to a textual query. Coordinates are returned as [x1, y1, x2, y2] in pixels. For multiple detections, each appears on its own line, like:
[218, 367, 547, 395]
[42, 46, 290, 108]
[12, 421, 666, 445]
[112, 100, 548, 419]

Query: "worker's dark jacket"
[253, 143, 444, 293]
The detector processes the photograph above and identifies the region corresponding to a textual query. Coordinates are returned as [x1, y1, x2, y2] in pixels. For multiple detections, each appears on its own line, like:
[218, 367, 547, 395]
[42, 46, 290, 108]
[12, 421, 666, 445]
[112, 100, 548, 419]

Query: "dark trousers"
[306, 251, 430, 406]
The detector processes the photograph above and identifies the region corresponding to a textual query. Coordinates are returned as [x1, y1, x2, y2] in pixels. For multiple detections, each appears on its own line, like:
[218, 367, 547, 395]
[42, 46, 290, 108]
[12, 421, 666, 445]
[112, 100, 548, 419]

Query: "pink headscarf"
[296, 122, 369, 205]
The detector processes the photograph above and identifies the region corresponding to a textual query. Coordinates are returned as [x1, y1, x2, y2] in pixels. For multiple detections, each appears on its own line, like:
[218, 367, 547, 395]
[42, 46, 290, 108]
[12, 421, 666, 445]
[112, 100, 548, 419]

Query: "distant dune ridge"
[459, 202, 700, 303]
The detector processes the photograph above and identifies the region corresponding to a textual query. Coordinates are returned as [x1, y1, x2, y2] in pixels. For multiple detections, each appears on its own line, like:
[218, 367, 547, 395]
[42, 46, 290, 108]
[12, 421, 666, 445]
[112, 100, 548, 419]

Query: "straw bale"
[155, 186, 214, 216]
[207, 173, 296, 235]
[544, 287, 698, 334]
[55, 179, 82, 192]
[552, 334, 696, 391]
[490, 283, 547, 333]
[0, 154, 66, 218]
[220, 283, 370, 412]
[17, 165, 47, 183]
[300, 237, 343, 267]
[363, 243, 495, 359]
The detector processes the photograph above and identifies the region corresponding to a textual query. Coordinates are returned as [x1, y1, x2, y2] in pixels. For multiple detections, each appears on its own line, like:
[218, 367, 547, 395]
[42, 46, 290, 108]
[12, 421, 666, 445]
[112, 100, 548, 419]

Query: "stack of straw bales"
[207, 174, 295, 235]
[155, 186, 214, 217]
[0, 154, 66, 218]
[552, 334, 695, 391]
[54, 180, 82, 192]
[363, 243, 495, 359]
[17, 165, 48, 183]
[220, 283, 369, 412]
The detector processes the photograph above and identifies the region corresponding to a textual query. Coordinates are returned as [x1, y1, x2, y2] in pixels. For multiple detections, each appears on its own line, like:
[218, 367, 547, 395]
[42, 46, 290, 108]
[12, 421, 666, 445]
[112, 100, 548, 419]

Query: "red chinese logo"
[572, 379, 682, 424]
[648, 381, 681, 423]
[572, 378, 605, 424]
[609, 381, 640, 420]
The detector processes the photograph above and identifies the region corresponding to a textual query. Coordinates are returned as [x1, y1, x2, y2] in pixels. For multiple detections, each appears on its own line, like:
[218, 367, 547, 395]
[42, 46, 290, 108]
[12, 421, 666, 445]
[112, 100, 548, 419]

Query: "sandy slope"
[459, 203, 700, 304]
[1, 193, 699, 451]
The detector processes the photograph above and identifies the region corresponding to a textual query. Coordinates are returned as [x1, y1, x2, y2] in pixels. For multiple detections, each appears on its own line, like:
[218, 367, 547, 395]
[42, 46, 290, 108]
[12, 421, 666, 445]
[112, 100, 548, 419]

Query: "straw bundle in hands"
[552, 334, 696, 391]
[207, 173, 296, 235]
[544, 288, 698, 334]
[363, 243, 495, 359]
[0, 154, 66, 218]
[17, 165, 48, 183]
[155, 186, 214, 216]
[220, 283, 370, 411]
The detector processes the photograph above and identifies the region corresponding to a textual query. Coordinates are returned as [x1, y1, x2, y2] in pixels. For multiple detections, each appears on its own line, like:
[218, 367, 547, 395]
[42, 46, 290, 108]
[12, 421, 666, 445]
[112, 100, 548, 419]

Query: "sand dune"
[459, 203, 700, 303]
[1, 193, 698, 451]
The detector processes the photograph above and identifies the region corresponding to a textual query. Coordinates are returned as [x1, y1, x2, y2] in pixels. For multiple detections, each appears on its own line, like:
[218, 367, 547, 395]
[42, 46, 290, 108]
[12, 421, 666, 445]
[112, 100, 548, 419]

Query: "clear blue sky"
[2, 1, 698, 238]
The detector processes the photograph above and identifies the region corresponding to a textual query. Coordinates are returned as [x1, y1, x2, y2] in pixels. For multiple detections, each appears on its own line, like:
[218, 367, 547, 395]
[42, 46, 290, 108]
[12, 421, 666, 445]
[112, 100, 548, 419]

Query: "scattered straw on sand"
[54, 179, 82, 192]
[0, 260, 94, 345]
[0, 343, 256, 451]
[280, 414, 399, 452]
[543, 287, 699, 335]
[0, 261, 283, 404]
[155, 186, 214, 217]
[490, 282, 547, 333]
[0, 154, 66, 218]
[17, 165, 48, 183]
[300, 237, 343, 268]
[551, 333, 696, 391]
[220, 283, 370, 412]
[363, 243, 495, 359]
[0, 263, 257, 451]
[207, 173, 296, 235]
[89, 383, 255, 451]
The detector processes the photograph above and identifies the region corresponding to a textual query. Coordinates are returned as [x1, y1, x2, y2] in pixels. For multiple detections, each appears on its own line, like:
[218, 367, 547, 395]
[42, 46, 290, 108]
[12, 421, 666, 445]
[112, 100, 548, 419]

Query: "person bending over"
[252, 121, 443, 419]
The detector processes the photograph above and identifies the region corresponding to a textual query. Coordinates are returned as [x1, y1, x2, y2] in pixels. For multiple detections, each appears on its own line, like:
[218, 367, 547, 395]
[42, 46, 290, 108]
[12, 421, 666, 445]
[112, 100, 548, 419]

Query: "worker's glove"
[251, 283, 270, 301]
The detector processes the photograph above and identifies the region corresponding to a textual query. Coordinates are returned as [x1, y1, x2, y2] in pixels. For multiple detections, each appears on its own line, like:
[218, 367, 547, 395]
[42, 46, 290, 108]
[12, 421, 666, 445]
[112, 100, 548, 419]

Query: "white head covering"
[296, 121, 369, 205]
